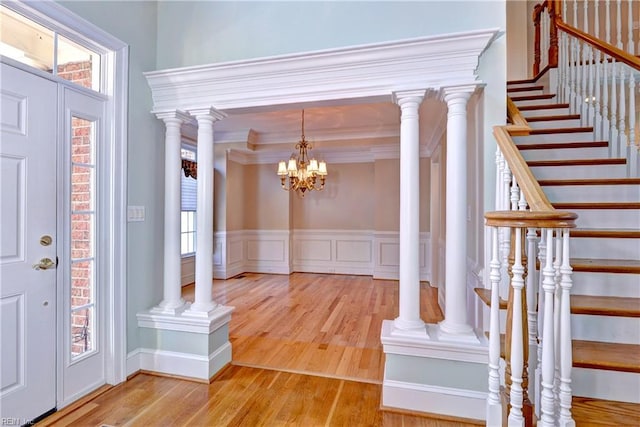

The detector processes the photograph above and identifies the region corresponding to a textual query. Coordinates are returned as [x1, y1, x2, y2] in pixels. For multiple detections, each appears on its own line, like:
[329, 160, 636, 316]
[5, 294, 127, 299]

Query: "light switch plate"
[127, 205, 145, 222]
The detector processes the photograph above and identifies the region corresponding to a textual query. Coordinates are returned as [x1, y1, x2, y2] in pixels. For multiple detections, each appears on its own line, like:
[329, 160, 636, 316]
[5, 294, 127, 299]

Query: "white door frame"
[4, 0, 128, 394]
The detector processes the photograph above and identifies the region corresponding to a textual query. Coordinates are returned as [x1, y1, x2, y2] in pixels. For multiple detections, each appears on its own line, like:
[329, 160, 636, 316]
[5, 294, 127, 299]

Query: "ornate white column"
[152, 111, 191, 314]
[185, 108, 227, 315]
[393, 90, 426, 333]
[439, 85, 478, 341]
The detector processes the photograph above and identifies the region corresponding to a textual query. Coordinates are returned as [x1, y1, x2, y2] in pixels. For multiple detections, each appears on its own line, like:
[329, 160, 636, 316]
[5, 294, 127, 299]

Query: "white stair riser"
[521, 147, 609, 161]
[521, 107, 571, 118]
[543, 185, 640, 203]
[508, 89, 544, 97]
[570, 209, 640, 229]
[514, 131, 595, 144]
[531, 164, 628, 180]
[512, 98, 558, 107]
[572, 368, 640, 403]
[528, 118, 582, 129]
[570, 237, 640, 260]
[570, 271, 640, 298]
[571, 314, 640, 345]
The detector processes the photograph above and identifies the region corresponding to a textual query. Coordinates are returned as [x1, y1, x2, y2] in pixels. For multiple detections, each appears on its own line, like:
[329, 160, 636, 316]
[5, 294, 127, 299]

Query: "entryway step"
[507, 78, 539, 85]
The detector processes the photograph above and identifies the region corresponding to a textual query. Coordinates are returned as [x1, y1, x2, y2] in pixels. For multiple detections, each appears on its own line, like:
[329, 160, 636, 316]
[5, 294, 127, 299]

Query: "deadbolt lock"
[40, 235, 52, 246]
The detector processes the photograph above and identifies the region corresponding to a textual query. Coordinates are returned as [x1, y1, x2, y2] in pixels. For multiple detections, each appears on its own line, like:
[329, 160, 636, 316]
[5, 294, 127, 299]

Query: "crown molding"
[145, 28, 500, 114]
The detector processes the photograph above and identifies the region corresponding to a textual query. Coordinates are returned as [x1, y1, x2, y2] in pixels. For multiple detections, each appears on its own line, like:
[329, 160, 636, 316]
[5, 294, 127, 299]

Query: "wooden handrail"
[485, 210, 577, 229]
[555, 20, 640, 71]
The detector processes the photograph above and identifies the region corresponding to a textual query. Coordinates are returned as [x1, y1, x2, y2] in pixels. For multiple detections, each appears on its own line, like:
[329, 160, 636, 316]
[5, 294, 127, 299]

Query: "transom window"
[0, 4, 101, 92]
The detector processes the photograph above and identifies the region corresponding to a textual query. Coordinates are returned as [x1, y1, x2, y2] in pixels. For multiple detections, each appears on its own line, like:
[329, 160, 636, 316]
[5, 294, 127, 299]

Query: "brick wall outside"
[61, 60, 95, 356]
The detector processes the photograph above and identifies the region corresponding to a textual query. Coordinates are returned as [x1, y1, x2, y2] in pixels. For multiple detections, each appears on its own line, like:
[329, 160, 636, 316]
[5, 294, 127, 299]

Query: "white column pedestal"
[151, 111, 191, 315]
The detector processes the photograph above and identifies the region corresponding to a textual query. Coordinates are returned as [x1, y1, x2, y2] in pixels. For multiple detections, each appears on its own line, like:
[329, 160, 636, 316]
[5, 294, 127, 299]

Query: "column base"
[438, 319, 480, 344]
[393, 317, 427, 335]
[150, 298, 186, 316]
[183, 301, 219, 318]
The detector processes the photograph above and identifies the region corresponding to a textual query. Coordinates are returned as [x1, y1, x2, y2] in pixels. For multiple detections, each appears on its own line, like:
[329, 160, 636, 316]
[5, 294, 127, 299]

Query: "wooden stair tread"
[525, 114, 581, 122]
[571, 258, 640, 274]
[507, 78, 538, 85]
[538, 178, 640, 186]
[552, 202, 640, 209]
[529, 158, 626, 167]
[571, 228, 640, 238]
[507, 85, 544, 93]
[528, 126, 594, 135]
[573, 340, 640, 373]
[571, 295, 640, 317]
[518, 103, 570, 111]
[493, 334, 640, 373]
[474, 288, 639, 316]
[517, 141, 608, 150]
[510, 93, 556, 101]
[573, 397, 640, 425]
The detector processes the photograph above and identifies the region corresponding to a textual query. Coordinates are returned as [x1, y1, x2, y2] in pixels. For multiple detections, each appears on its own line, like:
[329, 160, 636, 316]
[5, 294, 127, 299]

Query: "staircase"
[504, 76, 639, 422]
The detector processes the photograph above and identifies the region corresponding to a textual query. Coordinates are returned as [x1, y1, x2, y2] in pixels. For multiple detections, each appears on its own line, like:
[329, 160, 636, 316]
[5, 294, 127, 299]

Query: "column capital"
[440, 84, 481, 103]
[188, 107, 227, 122]
[154, 109, 191, 123]
[392, 89, 426, 107]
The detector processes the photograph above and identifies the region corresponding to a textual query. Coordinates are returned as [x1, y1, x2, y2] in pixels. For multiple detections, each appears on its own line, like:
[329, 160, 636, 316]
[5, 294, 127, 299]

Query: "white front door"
[0, 63, 57, 422]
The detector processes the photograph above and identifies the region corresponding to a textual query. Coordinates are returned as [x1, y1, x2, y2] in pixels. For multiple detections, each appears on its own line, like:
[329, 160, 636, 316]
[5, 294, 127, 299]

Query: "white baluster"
[495, 148, 504, 211]
[629, 0, 635, 54]
[629, 69, 636, 150]
[616, 0, 623, 49]
[611, 60, 619, 157]
[583, 0, 589, 35]
[518, 188, 528, 211]
[619, 65, 627, 151]
[580, 39, 588, 123]
[535, 232, 547, 419]
[586, 44, 594, 127]
[526, 227, 539, 402]
[553, 229, 563, 418]
[558, 230, 576, 427]
[487, 226, 503, 426]
[539, 229, 557, 427]
[602, 54, 611, 146]
[511, 175, 520, 211]
[606, 0, 612, 44]
[508, 228, 525, 427]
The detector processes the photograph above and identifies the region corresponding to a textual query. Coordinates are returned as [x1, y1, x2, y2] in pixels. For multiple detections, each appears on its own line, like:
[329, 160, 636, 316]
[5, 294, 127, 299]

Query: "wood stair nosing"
[525, 114, 581, 122]
[507, 85, 545, 93]
[510, 93, 557, 102]
[528, 126, 594, 135]
[570, 228, 640, 239]
[528, 158, 626, 167]
[491, 334, 640, 374]
[538, 178, 640, 186]
[508, 78, 539, 85]
[474, 288, 640, 318]
[518, 103, 570, 111]
[517, 141, 608, 151]
[570, 258, 640, 274]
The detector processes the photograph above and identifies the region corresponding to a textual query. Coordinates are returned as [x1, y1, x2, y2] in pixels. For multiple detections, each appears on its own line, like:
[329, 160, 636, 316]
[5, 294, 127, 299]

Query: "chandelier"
[277, 110, 327, 196]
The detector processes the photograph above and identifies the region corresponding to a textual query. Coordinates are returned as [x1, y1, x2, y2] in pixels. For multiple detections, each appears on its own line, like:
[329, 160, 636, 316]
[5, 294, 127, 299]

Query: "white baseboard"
[134, 343, 231, 381]
[382, 379, 486, 421]
[126, 348, 141, 378]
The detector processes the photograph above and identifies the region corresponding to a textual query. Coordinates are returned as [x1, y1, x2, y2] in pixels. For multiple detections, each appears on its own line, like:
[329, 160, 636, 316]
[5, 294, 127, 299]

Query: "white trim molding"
[134, 345, 231, 382]
[145, 29, 500, 113]
[373, 232, 431, 281]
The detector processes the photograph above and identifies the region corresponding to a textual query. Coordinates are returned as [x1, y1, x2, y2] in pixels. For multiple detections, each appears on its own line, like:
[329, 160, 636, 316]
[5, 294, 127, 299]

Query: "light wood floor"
[40, 273, 640, 426]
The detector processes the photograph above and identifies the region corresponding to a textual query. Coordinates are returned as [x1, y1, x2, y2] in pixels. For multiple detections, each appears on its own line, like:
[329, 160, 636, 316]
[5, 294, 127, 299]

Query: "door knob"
[33, 257, 56, 270]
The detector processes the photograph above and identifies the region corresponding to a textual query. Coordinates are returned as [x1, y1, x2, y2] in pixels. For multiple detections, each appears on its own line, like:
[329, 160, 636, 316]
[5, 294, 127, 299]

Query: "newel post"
[533, 3, 543, 76]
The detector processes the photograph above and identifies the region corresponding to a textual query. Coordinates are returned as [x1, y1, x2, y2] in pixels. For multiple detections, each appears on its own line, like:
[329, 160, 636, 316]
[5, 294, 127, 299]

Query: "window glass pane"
[71, 214, 93, 259]
[57, 35, 101, 91]
[0, 5, 54, 72]
[72, 117, 95, 164]
[71, 306, 94, 358]
[71, 260, 93, 308]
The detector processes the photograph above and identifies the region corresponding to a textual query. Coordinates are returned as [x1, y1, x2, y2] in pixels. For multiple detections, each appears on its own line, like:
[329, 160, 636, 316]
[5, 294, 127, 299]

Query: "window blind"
[181, 173, 197, 211]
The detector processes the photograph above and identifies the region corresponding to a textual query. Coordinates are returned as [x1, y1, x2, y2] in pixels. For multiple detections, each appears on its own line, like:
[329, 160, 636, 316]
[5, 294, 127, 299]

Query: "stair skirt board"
[529, 164, 628, 180]
[543, 185, 640, 203]
[513, 132, 597, 144]
[572, 368, 640, 403]
[571, 314, 640, 345]
[520, 147, 609, 161]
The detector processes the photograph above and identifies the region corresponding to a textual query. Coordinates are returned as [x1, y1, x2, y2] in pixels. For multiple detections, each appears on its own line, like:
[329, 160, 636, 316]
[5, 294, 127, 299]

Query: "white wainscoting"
[373, 232, 431, 281]
[181, 256, 195, 285]
[193, 229, 433, 280]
